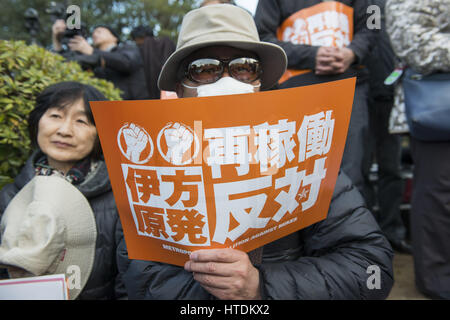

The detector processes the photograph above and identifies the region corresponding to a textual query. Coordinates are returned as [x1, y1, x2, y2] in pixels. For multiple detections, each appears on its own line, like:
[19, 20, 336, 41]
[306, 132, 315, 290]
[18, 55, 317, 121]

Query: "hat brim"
[0, 176, 97, 300]
[158, 40, 287, 92]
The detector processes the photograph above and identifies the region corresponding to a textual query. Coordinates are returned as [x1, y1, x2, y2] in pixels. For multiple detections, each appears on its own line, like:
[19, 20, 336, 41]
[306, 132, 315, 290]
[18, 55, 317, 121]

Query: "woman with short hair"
[0, 81, 126, 299]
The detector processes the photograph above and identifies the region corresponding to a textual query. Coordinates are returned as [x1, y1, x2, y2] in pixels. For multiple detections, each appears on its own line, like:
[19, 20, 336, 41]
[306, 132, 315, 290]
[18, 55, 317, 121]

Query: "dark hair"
[28, 81, 107, 160]
[130, 26, 154, 40]
[93, 25, 121, 43]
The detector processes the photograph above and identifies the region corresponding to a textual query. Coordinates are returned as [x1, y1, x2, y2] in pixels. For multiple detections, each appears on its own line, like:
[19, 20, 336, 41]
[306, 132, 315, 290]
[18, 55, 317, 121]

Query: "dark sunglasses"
[185, 57, 262, 84]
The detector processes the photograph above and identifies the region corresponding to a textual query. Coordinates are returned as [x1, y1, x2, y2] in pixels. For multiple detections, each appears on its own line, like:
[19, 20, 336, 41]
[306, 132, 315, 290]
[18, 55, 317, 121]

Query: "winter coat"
[0, 151, 126, 300]
[137, 36, 176, 99]
[385, 0, 450, 133]
[92, 42, 150, 100]
[254, 0, 376, 86]
[364, 0, 396, 101]
[117, 172, 394, 300]
[386, 0, 450, 75]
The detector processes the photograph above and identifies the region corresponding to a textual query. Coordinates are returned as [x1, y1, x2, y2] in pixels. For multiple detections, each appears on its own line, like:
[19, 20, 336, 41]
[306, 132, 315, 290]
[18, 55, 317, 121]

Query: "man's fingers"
[316, 56, 336, 64]
[329, 61, 345, 69]
[315, 59, 345, 73]
[329, 49, 344, 61]
[185, 260, 233, 276]
[189, 248, 241, 263]
[185, 248, 261, 300]
[69, 38, 82, 46]
[69, 36, 82, 44]
[193, 273, 230, 290]
[315, 64, 336, 73]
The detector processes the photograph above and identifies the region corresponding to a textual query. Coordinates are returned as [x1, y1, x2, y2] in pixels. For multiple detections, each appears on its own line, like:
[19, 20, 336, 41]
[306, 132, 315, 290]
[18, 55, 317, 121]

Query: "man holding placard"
[112, 4, 393, 300]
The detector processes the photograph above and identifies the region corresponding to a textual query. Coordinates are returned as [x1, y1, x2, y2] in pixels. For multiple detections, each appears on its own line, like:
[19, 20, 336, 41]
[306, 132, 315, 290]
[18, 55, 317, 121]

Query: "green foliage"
[131, 0, 200, 40]
[0, 0, 53, 46]
[0, 0, 200, 46]
[0, 40, 121, 188]
[79, 0, 199, 41]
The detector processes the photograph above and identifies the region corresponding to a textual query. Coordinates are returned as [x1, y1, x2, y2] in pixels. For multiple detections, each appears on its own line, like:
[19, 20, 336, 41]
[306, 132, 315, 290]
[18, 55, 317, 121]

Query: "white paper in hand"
[0, 274, 68, 300]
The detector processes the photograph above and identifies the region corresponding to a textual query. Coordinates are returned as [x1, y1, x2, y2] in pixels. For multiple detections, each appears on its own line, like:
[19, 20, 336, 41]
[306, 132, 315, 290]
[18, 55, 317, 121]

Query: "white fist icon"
[122, 123, 149, 163]
[163, 123, 194, 165]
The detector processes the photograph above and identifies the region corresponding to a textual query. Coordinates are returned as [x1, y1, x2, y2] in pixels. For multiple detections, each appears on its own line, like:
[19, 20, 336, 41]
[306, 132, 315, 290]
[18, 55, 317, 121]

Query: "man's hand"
[184, 248, 261, 300]
[315, 46, 355, 75]
[333, 47, 355, 73]
[68, 35, 94, 55]
[315, 46, 339, 75]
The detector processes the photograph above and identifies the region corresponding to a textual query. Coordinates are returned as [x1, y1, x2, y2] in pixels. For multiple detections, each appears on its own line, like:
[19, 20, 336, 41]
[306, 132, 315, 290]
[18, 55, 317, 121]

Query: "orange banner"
[277, 1, 354, 83]
[90, 78, 356, 266]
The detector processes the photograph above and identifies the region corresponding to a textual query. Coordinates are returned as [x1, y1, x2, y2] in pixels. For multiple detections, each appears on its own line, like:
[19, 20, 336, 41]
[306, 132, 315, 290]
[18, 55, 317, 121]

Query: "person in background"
[52, 20, 149, 100]
[0, 82, 126, 299]
[363, 0, 411, 254]
[386, 0, 450, 299]
[117, 4, 393, 300]
[130, 26, 176, 99]
[254, 0, 375, 202]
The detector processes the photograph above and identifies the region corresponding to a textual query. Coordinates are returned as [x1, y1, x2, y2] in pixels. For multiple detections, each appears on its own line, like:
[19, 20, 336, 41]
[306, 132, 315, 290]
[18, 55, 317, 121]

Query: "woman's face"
[37, 98, 98, 174]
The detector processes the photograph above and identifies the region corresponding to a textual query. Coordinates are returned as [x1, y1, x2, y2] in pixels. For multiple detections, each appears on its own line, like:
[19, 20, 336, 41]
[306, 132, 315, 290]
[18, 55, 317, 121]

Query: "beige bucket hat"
[0, 176, 97, 300]
[158, 4, 287, 91]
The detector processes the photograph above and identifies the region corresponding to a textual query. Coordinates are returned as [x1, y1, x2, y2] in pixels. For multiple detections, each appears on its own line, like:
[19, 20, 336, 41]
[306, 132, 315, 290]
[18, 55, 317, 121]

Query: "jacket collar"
[14, 150, 111, 199]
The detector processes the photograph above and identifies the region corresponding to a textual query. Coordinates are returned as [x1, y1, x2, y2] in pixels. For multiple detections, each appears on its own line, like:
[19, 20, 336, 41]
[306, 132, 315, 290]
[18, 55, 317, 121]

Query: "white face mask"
[183, 77, 260, 97]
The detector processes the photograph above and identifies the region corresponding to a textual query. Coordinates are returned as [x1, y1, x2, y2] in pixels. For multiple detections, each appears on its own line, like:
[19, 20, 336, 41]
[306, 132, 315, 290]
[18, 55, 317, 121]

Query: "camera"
[47, 2, 96, 70]
[47, 1, 87, 46]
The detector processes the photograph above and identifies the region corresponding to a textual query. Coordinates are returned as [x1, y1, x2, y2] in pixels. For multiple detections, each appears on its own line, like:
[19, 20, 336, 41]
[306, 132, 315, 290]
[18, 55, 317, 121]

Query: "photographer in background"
[51, 19, 149, 100]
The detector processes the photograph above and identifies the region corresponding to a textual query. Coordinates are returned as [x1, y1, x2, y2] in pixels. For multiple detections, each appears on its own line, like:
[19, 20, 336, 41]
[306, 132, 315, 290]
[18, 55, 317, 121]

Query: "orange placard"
[90, 78, 356, 266]
[277, 1, 354, 83]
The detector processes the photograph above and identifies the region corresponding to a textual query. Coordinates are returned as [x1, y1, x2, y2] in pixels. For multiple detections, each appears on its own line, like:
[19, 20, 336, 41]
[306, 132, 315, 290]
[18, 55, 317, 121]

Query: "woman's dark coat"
[0, 151, 126, 299]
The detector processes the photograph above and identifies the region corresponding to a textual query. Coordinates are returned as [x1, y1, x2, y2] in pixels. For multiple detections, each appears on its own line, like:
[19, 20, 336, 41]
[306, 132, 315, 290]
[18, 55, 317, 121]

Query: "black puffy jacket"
[0, 151, 126, 300]
[364, 0, 396, 101]
[92, 42, 149, 100]
[117, 172, 394, 299]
